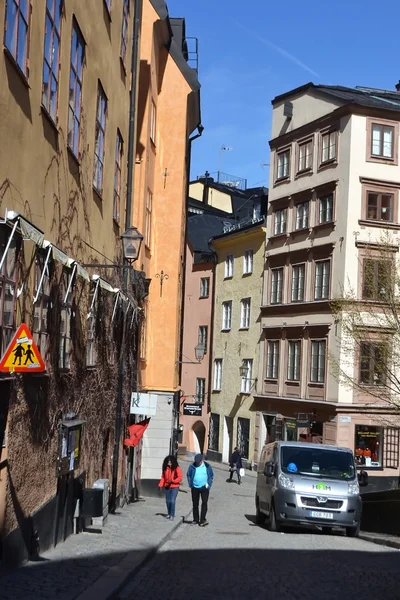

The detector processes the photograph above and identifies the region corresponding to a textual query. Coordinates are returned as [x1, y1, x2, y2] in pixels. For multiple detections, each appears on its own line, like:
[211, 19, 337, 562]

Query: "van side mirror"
[264, 462, 274, 478]
[358, 470, 368, 487]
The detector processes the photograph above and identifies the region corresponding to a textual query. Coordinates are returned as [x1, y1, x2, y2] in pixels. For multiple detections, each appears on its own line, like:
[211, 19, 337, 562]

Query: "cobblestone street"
[1, 460, 399, 600]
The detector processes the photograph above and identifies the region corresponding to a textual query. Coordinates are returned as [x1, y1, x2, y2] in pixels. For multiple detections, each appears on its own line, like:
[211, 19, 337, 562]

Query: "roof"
[187, 213, 235, 254]
[272, 82, 400, 113]
[188, 197, 231, 217]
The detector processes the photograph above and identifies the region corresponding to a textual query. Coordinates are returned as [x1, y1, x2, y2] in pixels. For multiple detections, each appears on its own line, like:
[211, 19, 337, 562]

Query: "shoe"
[199, 520, 208, 527]
[190, 520, 199, 525]
[170, 516, 175, 521]
[167, 515, 171, 519]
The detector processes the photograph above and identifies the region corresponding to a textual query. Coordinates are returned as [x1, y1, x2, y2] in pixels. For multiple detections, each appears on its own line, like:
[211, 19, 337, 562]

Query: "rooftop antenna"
[219, 145, 233, 177]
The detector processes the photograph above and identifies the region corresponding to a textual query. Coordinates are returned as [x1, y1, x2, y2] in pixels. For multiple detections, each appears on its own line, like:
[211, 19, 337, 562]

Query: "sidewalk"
[0, 458, 195, 600]
[359, 531, 400, 550]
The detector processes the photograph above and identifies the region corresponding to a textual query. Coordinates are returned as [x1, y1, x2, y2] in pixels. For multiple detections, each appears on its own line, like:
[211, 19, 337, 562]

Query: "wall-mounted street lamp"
[176, 343, 205, 365]
[82, 227, 143, 269]
[239, 361, 258, 385]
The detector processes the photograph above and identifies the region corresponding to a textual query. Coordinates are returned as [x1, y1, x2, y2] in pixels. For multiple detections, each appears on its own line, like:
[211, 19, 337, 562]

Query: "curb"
[74, 505, 193, 600]
[359, 532, 400, 550]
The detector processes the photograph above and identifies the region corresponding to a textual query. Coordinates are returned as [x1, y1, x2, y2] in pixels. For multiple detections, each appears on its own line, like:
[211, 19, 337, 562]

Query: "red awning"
[123, 417, 150, 447]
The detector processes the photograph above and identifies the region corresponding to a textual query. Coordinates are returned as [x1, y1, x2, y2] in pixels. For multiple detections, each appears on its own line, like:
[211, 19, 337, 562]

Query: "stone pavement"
[0, 458, 196, 600]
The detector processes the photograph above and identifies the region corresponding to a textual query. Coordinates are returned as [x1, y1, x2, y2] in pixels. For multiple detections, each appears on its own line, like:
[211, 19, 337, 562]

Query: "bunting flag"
[123, 417, 151, 447]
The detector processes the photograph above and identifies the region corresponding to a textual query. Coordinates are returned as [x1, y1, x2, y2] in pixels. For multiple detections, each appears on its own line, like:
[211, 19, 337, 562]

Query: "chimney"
[395, 81, 400, 92]
[198, 171, 213, 205]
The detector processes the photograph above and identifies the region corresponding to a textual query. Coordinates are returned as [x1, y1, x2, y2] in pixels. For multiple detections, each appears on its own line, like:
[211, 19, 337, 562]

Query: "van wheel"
[346, 523, 360, 538]
[255, 498, 264, 525]
[268, 502, 281, 533]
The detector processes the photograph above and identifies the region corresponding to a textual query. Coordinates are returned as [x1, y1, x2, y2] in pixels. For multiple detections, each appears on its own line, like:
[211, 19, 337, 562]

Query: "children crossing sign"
[0, 324, 45, 373]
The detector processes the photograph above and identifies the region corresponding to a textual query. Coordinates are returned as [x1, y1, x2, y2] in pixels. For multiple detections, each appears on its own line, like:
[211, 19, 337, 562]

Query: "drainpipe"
[110, 0, 143, 513]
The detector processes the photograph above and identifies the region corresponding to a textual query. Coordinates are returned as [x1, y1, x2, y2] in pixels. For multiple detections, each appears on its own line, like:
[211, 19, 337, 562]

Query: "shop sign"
[183, 404, 202, 416]
[130, 393, 157, 416]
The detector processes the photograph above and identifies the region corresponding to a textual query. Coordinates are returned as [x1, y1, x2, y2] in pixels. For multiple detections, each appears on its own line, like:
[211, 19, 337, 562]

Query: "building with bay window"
[256, 82, 400, 490]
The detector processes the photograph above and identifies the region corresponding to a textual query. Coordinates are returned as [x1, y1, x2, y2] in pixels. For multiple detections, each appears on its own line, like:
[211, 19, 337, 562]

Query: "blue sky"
[168, 0, 400, 188]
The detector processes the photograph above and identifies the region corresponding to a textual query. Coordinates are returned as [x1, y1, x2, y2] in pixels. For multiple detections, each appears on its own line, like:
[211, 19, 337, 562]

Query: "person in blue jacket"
[187, 453, 214, 527]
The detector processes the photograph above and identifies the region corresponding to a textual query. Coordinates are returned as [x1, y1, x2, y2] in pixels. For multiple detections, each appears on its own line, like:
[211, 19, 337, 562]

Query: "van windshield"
[281, 446, 356, 480]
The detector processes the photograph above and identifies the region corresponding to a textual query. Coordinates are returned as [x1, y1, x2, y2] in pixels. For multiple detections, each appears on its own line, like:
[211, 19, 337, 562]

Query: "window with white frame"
[93, 82, 108, 194]
[243, 249, 253, 275]
[276, 149, 290, 179]
[314, 260, 330, 300]
[120, 0, 129, 62]
[60, 269, 74, 369]
[270, 268, 283, 304]
[310, 340, 326, 383]
[291, 264, 305, 302]
[67, 19, 85, 157]
[319, 193, 333, 224]
[86, 280, 99, 367]
[371, 124, 394, 159]
[213, 359, 222, 391]
[287, 340, 301, 381]
[200, 277, 210, 298]
[198, 325, 208, 354]
[113, 131, 123, 223]
[5, 0, 31, 75]
[274, 208, 287, 235]
[145, 189, 152, 248]
[298, 139, 313, 172]
[196, 378, 206, 404]
[296, 201, 309, 230]
[222, 301, 232, 330]
[150, 100, 156, 144]
[253, 201, 261, 220]
[266, 341, 279, 379]
[240, 298, 251, 329]
[321, 131, 337, 163]
[33, 250, 52, 359]
[240, 359, 253, 394]
[42, 0, 62, 120]
[225, 254, 234, 278]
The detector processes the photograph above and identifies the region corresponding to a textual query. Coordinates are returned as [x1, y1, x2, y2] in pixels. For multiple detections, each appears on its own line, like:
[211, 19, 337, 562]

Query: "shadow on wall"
[0, 546, 398, 599]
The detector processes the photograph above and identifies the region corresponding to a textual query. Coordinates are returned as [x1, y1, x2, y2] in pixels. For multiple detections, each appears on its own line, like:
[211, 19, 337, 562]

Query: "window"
[4, 0, 30, 75]
[243, 249, 253, 275]
[296, 202, 309, 230]
[366, 191, 393, 222]
[240, 359, 253, 394]
[314, 260, 330, 300]
[42, 0, 62, 120]
[253, 201, 261, 220]
[86, 284, 98, 367]
[291, 264, 305, 302]
[213, 359, 222, 391]
[266, 340, 279, 379]
[310, 340, 326, 383]
[319, 193, 333, 224]
[355, 425, 383, 468]
[371, 123, 394, 159]
[198, 325, 208, 354]
[270, 268, 283, 304]
[237, 417, 250, 458]
[150, 100, 156, 144]
[298, 139, 313, 172]
[383, 427, 400, 469]
[359, 342, 387, 386]
[93, 83, 107, 194]
[60, 269, 74, 369]
[200, 277, 210, 298]
[145, 189, 152, 248]
[287, 341, 301, 381]
[276, 149, 290, 180]
[240, 298, 251, 329]
[120, 0, 129, 61]
[196, 378, 205, 404]
[0, 228, 19, 355]
[209, 413, 220, 451]
[113, 131, 123, 223]
[274, 208, 287, 235]
[362, 259, 392, 300]
[224, 254, 234, 278]
[68, 20, 85, 157]
[33, 251, 51, 359]
[321, 131, 337, 163]
[222, 301, 232, 330]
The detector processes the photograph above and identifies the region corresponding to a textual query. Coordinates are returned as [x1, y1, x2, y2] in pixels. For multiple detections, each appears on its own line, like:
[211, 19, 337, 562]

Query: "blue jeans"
[165, 487, 179, 517]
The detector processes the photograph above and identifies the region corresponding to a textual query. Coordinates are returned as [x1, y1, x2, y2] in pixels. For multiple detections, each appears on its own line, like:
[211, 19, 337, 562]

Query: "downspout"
[110, 0, 143, 512]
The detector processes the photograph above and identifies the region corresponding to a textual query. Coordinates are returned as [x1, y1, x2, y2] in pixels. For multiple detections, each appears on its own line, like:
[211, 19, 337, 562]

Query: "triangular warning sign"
[0, 323, 46, 373]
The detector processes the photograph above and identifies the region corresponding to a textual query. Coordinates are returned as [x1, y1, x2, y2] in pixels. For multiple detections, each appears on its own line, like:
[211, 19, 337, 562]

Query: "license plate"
[309, 511, 333, 519]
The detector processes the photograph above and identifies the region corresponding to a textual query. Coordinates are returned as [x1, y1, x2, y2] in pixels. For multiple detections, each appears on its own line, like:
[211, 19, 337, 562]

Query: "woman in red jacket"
[158, 455, 183, 520]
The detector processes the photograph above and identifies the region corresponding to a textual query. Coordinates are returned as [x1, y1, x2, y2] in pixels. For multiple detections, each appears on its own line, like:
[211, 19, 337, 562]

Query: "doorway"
[222, 416, 233, 463]
[192, 421, 206, 454]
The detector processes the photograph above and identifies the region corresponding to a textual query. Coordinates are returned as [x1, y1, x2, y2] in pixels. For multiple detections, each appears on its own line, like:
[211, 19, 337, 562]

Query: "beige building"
[209, 201, 266, 467]
[257, 82, 400, 490]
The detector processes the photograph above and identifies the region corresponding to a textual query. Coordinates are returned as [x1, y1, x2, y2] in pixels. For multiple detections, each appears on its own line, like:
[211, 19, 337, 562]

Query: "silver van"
[255, 441, 368, 537]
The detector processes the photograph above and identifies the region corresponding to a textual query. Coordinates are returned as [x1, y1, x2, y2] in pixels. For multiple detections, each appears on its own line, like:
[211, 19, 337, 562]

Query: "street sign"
[183, 403, 202, 416]
[0, 324, 45, 373]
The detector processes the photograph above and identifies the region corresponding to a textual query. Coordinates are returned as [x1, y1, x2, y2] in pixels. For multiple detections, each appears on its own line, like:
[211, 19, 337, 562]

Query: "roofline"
[272, 82, 315, 105]
[210, 220, 265, 245]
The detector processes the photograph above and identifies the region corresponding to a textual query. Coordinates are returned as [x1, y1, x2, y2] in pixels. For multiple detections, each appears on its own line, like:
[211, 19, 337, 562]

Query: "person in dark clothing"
[228, 447, 243, 484]
[187, 453, 214, 527]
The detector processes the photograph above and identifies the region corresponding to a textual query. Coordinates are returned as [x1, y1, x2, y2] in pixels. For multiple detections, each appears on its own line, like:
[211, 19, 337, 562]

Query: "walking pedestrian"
[158, 455, 183, 520]
[228, 447, 243, 484]
[187, 453, 214, 527]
